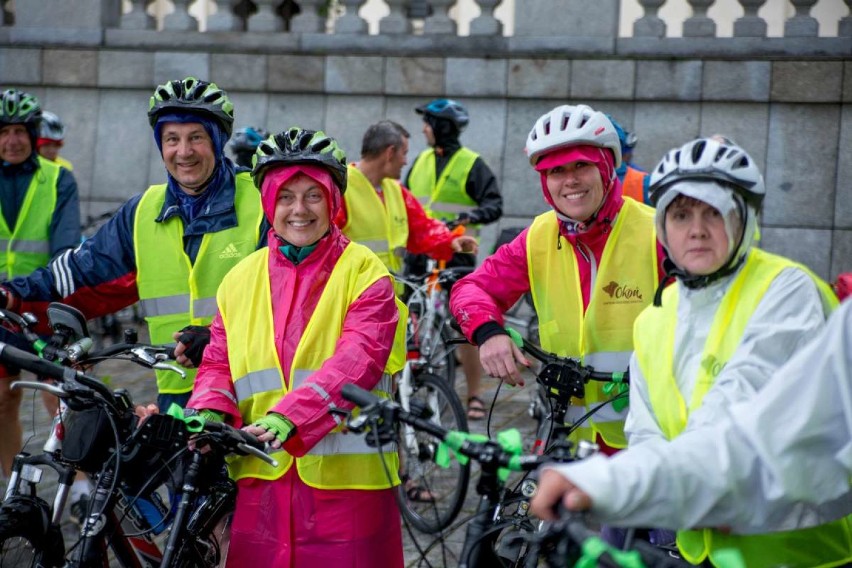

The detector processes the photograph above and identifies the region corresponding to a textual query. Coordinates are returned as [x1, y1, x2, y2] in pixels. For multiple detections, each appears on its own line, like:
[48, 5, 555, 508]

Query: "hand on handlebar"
[479, 334, 529, 387]
[172, 325, 211, 368]
[529, 468, 593, 521]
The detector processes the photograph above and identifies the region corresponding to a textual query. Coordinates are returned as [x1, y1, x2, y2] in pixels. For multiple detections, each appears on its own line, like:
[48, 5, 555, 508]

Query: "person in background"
[606, 114, 650, 204]
[36, 111, 75, 172]
[0, 88, 81, 479]
[336, 120, 477, 278]
[188, 127, 406, 567]
[228, 125, 269, 170]
[406, 98, 503, 420]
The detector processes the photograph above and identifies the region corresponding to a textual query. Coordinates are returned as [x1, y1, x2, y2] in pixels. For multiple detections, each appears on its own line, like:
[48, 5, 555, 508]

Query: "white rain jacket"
[549, 298, 852, 534]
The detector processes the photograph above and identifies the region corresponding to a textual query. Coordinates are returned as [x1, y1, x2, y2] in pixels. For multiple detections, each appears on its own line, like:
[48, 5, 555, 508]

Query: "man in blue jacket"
[0, 77, 267, 419]
[0, 88, 80, 480]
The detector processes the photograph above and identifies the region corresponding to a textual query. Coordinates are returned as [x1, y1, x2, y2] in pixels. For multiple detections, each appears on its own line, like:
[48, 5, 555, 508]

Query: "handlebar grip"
[0, 342, 72, 381]
[341, 383, 381, 408]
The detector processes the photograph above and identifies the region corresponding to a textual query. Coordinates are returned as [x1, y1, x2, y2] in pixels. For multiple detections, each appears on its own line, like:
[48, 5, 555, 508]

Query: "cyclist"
[533, 138, 851, 567]
[36, 110, 75, 172]
[228, 125, 269, 169]
[187, 127, 405, 567]
[0, 88, 81, 479]
[335, 120, 477, 276]
[0, 77, 267, 413]
[450, 104, 665, 451]
[607, 114, 650, 204]
[406, 98, 503, 420]
[532, 300, 852, 533]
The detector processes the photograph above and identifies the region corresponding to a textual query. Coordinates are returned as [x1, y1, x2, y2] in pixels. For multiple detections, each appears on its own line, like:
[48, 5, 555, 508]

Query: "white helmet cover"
[39, 111, 65, 141]
[649, 137, 765, 210]
[525, 104, 622, 168]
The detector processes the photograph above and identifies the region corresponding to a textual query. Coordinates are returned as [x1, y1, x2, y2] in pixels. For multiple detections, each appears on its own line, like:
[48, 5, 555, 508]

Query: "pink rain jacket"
[188, 165, 403, 567]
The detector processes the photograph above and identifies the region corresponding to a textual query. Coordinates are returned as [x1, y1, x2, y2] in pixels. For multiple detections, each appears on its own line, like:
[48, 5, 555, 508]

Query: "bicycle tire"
[398, 372, 469, 534]
[0, 496, 65, 568]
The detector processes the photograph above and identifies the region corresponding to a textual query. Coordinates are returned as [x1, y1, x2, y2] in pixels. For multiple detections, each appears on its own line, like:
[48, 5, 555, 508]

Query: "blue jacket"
[5, 167, 268, 320]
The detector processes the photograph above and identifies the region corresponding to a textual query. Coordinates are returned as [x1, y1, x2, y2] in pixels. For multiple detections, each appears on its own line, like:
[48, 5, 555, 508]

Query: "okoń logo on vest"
[601, 280, 644, 304]
[219, 243, 242, 259]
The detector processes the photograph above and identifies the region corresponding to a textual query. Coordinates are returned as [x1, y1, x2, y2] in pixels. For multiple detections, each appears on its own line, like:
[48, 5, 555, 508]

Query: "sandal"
[467, 396, 487, 421]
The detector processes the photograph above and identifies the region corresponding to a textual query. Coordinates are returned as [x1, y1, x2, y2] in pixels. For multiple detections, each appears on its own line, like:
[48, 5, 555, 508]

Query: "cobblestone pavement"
[10, 326, 543, 568]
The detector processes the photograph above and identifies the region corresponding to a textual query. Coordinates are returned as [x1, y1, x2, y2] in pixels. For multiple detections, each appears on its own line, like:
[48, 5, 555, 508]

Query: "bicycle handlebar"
[196, 419, 278, 467]
[342, 383, 549, 473]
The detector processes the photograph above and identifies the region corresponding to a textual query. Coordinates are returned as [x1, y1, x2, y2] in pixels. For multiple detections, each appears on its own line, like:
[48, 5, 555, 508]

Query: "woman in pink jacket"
[187, 127, 404, 567]
[450, 104, 666, 456]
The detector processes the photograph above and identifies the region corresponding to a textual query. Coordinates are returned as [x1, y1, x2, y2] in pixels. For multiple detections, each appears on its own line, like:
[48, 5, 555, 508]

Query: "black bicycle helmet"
[229, 126, 269, 168]
[251, 127, 348, 193]
[38, 111, 65, 141]
[148, 77, 235, 136]
[415, 99, 469, 132]
[0, 88, 42, 127]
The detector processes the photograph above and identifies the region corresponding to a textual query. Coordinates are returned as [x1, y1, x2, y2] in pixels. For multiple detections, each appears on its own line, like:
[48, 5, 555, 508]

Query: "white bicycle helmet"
[39, 111, 65, 141]
[525, 104, 622, 168]
[649, 137, 764, 210]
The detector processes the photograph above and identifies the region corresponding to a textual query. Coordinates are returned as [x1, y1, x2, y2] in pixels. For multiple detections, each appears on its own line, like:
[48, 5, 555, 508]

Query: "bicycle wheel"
[0, 496, 65, 568]
[398, 372, 469, 534]
[415, 316, 458, 389]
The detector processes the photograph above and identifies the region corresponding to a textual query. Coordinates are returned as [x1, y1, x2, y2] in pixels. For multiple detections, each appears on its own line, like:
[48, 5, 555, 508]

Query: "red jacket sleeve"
[401, 188, 456, 262]
[450, 228, 532, 341]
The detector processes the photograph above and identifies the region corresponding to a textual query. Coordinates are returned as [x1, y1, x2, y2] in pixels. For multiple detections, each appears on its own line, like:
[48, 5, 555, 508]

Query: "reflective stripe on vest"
[408, 147, 481, 232]
[621, 166, 648, 204]
[0, 156, 59, 278]
[527, 200, 658, 448]
[134, 173, 263, 395]
[220, 242, 406, 488]
[634, 248, 846, 567]
[342, 165, 409, 274]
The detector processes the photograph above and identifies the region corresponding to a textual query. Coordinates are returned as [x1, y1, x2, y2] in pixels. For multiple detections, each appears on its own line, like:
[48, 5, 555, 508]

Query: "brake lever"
[152, 362, 187, 378]
[10, 380, 68, 398]
[237, 442, 279, 467]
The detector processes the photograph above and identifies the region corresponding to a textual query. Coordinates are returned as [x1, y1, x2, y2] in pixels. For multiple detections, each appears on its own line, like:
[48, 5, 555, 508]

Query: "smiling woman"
[272, 175, 330, 247]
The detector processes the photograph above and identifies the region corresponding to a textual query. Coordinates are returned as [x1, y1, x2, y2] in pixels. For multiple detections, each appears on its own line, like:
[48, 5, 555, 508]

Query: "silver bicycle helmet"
[39, 111, 65, 141]
[525, 104, 621, 168]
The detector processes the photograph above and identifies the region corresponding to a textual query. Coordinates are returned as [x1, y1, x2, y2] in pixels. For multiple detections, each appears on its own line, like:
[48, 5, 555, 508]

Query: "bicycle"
[0, 303, 276, 567]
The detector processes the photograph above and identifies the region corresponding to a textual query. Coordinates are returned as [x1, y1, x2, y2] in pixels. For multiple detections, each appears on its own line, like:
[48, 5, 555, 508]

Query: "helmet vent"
[691, 140, 706, 163]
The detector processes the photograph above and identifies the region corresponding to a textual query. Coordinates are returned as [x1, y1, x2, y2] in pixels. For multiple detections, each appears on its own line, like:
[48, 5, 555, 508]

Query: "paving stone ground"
[9, 318, 543, 568]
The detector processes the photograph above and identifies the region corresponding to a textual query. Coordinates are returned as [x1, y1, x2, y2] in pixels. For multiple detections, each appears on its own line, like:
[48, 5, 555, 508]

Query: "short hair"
[361, 120, 409, 159]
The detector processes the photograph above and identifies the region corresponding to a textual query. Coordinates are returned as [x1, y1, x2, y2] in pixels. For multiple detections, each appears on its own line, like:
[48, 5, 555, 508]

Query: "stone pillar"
[469, 0, 503, 35]
[733, 0, 767, 37]
[335, 0, 368, 33]
[784, 0, 819, 37]
[514, 0, 618, 37]
[207, 0, 242, 31]
[423, 0, 457, 35]
[379, 0, 412, 34]
[121, 0, 156, 29]
[682, 0, 715, 37]
[633, 0, 667, 37]
[163, 0, 198, 30]
[838, 0, 852, 36]
[248, 0, 284, 31]
[290, 0, 325, 32]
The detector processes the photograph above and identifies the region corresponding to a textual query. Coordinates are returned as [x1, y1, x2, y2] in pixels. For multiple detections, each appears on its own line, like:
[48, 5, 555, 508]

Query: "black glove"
[176, 325, 211, 367]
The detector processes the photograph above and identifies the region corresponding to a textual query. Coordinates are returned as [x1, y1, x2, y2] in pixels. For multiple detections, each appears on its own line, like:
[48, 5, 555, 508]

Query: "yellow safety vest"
[54, 156, 74, 172]
[634, 248, 849, 568]
[0, 156, 60, 279]
[527, 199, 658, 448]
[342, 164, 409, 274]
[134, 172, 263, 394]
[408, 147, 481, 237]
[219, 242, 406, 489]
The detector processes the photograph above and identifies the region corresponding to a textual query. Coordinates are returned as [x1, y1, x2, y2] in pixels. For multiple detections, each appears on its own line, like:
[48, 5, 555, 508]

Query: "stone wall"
[1, 21, 850, 279]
